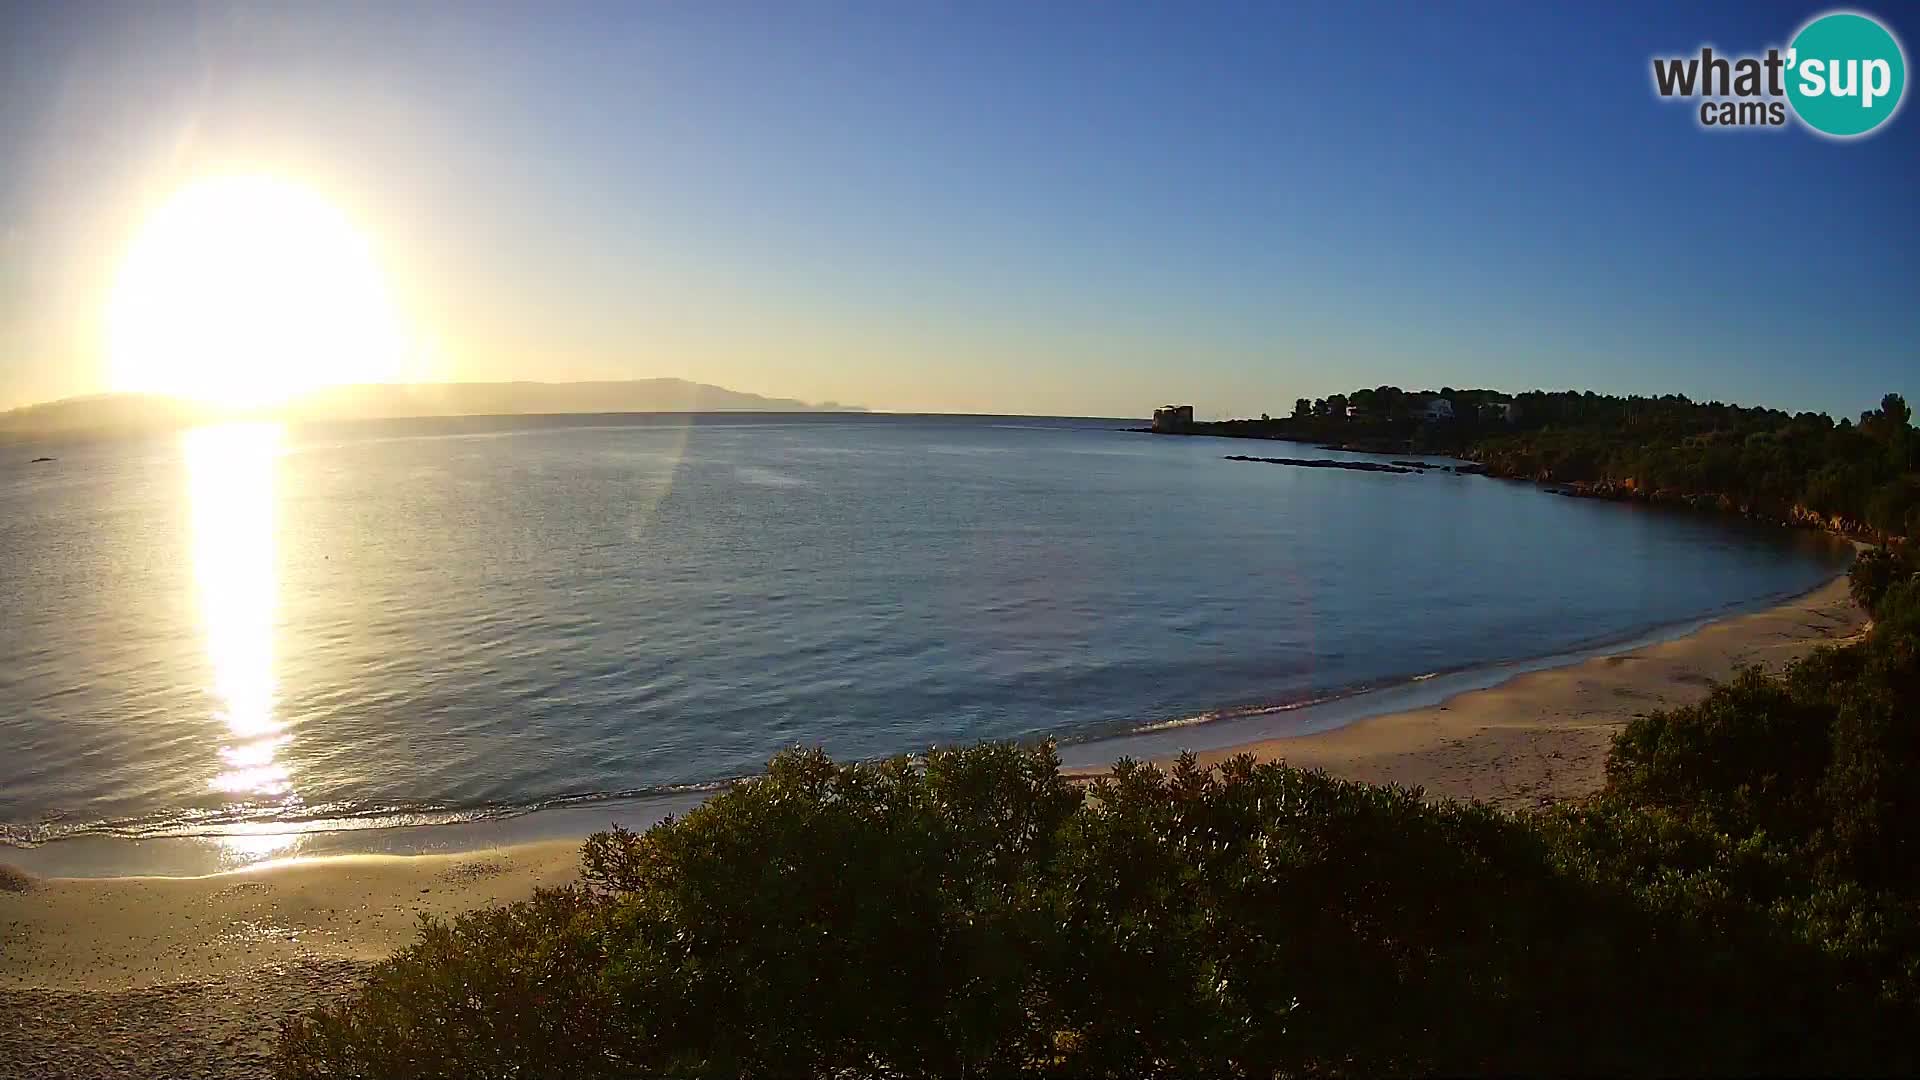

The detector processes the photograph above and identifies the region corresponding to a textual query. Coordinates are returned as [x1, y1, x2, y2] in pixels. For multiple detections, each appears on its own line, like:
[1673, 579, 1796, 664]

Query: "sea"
[0, 413, 1851, 874]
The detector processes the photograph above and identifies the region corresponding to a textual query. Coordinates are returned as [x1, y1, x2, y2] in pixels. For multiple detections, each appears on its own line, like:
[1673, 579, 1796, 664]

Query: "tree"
[1326, 393, 1350, 419]
[1462, 391, 1914, 534]
[1868, 393, 1912, 432]
[1293, 398, 1311, 420]
[1867, 480, 1918, 538]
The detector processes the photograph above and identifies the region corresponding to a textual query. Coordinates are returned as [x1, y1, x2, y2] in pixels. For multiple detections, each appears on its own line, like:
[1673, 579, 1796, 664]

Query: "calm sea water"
[0, 413, 1847, 854]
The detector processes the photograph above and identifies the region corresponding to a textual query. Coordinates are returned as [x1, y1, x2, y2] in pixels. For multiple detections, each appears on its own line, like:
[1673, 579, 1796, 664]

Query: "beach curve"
[1128, 571, 1865, 809]
[0, 573, 1868, 1077]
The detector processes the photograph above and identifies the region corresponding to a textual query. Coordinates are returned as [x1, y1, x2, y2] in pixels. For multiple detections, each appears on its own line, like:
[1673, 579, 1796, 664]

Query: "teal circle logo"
[1786, 12, 1906, 137]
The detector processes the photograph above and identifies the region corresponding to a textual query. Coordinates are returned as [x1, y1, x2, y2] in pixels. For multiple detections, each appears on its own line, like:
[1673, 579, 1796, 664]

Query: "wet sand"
[0, 573, 1867, 1077]
[1144, 573, 1865, 809]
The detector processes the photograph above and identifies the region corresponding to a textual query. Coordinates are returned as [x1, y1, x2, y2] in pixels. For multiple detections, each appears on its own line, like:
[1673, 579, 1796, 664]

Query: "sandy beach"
[0, 573, 1867, 1078]
[0, 843, 581, 1078]
[1153, 573, 1868, 808]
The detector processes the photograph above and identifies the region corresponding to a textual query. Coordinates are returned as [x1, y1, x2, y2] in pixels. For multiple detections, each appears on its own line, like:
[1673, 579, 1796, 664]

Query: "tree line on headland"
[1188, 388, 1919, 541]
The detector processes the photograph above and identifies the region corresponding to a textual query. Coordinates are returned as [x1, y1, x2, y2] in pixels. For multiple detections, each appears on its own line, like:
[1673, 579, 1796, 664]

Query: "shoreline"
[3, 562, 1857, 880]
[1089, 570, 1864, 808]
[2, 573, 1867, 968]
[1054, 563, 1858, 775]
[0, 571, 1869, 1075]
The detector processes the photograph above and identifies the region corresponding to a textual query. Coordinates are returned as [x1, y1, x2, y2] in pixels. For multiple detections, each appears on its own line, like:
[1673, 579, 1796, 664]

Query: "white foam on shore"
[1056, 573, 1844, 772]
[3, 573, 1848, 880]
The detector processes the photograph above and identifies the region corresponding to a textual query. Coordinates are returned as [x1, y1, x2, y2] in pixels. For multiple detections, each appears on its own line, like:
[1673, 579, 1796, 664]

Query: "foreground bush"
[280, 737, 1916, 1078]
[1609, 574, 1920, 891]
[1601, 569, 1920, 1017]
[277, 887, 619, 1078]
[1850, 545, 1916, 614]
[282, 554, 1920, 1077]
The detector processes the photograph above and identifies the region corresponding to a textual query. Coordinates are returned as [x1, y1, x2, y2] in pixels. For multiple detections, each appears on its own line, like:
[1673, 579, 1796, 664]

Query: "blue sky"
[1, 0, 1914, 417]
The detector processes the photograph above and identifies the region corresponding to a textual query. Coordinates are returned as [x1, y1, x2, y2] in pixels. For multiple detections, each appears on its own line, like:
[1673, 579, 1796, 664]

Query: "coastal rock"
[1225, 455, 1416, 474]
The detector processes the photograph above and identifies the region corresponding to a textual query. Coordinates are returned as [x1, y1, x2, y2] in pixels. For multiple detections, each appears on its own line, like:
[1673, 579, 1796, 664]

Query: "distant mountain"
[0, 393, 213, 438]
[0, 379, 864, 438]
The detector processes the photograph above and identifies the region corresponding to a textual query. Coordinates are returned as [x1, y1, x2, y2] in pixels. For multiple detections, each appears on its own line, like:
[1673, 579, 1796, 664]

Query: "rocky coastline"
[1138, 424, 1877, 542]
[1223, 454, 1485, 476]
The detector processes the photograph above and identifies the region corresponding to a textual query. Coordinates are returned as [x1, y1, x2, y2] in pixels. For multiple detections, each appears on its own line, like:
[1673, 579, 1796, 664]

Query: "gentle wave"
[0, 415, 1851, 863]
[5, 584, 1837, 849]
[1124, 692, 1348, 734]
[0, 779, 744, 848]
[4, 576, 1845, 852]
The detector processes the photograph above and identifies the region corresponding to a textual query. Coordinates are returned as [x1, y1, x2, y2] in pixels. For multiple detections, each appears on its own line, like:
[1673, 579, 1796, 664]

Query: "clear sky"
[2, 1, 1914, 418]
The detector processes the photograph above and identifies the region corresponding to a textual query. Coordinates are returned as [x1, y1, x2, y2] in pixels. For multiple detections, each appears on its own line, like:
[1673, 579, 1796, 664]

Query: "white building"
[1413, 397, 1454, 421]
[1152, 404, 1195, 432]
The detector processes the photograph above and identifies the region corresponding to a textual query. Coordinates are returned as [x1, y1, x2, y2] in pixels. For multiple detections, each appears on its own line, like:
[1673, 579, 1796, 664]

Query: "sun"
[107, 175, 410, 409]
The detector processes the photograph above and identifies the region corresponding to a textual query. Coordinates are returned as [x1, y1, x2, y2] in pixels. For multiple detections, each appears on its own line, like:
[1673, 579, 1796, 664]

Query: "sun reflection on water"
[184, 423, 293, 802]
[214, 828, 306, 867]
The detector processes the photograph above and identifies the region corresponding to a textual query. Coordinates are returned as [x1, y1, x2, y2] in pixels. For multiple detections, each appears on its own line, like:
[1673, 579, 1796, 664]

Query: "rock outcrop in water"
[1224, 455, 1417, 474]
[1225, 455, 1486, 477]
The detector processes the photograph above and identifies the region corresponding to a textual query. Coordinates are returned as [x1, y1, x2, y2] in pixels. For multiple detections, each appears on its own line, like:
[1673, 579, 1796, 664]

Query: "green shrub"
[1819, 623, 1920, 890]
[1606, 665, 1834, 841]
[279, 743, 1917, 1078]
[278, 886, 621, 1080]
[1606, 592, 1920, 890]
[1873, 575, 1920, 632]
[1850, 546, 1910, 613]
[284, 743, 1085, 1079]
[582, 742, 1082, 1077]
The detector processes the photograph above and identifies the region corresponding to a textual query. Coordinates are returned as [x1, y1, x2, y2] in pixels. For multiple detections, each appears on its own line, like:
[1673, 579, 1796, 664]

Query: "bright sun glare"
[107, 175, 409, 408]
